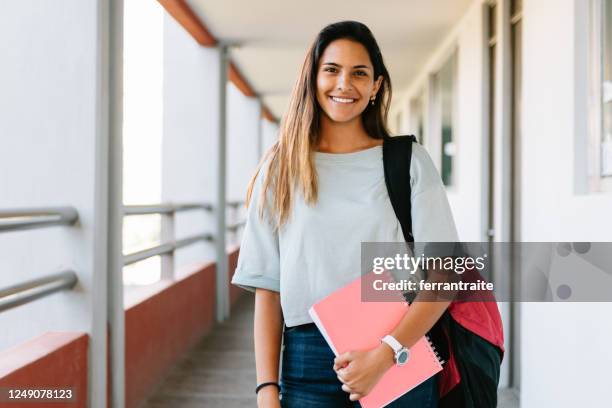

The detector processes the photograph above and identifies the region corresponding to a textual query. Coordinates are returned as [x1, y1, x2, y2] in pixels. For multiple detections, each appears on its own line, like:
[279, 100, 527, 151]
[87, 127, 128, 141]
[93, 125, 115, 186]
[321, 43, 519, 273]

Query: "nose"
[336, 71, 353, 92]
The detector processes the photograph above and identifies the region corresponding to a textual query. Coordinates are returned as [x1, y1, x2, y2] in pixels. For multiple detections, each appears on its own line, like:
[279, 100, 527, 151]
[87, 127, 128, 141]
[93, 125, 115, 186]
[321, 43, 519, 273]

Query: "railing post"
[106, 0, 125, 406]
[161, 208, 175, 280]
[216, 44, 229, 322]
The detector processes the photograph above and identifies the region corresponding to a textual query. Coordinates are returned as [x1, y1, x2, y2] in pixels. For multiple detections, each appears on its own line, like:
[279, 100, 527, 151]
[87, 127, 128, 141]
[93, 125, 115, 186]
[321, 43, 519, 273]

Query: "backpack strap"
[383, 134, 454, 393]
[382, 134, 417, 243]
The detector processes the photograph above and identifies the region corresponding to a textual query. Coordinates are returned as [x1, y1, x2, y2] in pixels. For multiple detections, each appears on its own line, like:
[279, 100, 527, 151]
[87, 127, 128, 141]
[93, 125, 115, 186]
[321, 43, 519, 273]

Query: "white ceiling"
[187, 0, 473, 119]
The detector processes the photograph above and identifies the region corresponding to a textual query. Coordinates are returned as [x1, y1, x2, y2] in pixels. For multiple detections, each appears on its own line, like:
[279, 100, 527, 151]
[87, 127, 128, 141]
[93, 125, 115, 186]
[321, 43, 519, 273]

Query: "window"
[510, 0, 522, 17]
[433, 52, 458, 186]
[589, 0, 612, 191]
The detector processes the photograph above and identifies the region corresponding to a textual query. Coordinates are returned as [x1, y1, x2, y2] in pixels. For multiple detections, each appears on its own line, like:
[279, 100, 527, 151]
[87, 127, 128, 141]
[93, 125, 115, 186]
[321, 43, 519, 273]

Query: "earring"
[370, 97, 376, 106]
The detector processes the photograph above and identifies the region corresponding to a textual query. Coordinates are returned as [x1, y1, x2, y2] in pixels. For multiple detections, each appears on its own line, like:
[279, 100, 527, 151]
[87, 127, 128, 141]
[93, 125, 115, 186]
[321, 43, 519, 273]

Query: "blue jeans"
[280, 323, 438, 408]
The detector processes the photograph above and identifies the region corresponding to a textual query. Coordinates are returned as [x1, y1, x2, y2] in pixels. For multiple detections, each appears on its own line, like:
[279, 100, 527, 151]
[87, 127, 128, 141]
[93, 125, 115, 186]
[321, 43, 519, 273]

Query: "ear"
[372, 75, 384, 98]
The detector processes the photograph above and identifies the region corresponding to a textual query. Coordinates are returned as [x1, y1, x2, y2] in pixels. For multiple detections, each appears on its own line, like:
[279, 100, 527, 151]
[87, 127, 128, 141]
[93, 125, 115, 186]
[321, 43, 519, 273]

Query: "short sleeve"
[231, 162, 281, 293]
[410, 144, 460, 248]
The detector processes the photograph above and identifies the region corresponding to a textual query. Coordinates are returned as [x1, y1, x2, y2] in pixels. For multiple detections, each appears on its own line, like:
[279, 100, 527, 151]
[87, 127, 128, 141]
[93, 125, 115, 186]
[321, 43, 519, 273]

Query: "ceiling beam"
[157, 0, 279, 123]
[228, 63, 256, 97]
[261, 106, 277, 123]
[157, 0, 216, 46]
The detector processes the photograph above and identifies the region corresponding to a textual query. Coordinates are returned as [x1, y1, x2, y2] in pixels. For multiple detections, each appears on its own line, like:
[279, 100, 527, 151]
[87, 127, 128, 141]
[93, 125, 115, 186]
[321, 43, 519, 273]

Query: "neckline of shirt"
[314, 144, 382, 164]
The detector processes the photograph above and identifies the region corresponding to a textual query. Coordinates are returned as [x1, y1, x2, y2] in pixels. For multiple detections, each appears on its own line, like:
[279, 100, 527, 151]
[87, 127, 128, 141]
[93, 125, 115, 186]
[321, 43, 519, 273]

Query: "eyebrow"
[322, 62, 371, 70]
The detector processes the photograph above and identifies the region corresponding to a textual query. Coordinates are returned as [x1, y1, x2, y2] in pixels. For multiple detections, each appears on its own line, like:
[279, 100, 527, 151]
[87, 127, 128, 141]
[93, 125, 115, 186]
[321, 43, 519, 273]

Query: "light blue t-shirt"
[231, 143, 459, 327]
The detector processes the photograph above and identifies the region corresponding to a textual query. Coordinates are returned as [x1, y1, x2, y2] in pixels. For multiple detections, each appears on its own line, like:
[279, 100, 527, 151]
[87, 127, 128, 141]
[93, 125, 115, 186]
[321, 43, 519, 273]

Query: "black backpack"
[381, 134, 502, 408]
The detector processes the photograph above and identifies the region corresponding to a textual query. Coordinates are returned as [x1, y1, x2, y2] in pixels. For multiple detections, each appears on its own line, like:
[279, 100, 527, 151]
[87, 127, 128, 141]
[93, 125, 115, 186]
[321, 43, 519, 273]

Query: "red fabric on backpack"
[449, 266, 505, 353]
[436, 264, 505, 398]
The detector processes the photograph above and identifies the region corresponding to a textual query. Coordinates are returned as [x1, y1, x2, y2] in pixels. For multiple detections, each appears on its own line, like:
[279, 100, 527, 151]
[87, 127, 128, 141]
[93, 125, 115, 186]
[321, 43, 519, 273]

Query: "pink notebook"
[308, 270, 444, 408]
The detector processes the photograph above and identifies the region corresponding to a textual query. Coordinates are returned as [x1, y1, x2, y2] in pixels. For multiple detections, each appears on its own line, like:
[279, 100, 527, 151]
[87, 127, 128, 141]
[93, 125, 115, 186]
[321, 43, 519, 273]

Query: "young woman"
[232, 21, 460, 408]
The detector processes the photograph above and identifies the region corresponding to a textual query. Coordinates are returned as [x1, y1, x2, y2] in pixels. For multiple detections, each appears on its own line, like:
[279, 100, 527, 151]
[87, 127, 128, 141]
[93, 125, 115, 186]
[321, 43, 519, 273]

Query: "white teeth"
[331, 96, 355, 103]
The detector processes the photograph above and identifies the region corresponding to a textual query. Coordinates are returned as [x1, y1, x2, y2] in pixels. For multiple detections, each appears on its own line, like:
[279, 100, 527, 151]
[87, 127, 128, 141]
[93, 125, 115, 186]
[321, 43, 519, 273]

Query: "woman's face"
[316, 39, 383, 125]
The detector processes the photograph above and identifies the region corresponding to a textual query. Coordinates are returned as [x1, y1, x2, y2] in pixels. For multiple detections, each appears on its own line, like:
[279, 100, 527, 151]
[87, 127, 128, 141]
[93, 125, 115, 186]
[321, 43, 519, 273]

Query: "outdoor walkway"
[144, 292, 518, 408]
[144, 293, 257, 407]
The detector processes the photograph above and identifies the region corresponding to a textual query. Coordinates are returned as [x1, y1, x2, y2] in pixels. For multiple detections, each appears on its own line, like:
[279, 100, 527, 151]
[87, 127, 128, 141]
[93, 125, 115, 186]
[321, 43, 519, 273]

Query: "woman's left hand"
[333, 344, 395, 401]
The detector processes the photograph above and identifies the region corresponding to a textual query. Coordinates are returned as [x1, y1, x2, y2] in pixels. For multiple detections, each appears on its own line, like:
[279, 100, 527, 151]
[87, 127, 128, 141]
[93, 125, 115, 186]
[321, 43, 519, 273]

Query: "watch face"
[396, 349, 409, 365]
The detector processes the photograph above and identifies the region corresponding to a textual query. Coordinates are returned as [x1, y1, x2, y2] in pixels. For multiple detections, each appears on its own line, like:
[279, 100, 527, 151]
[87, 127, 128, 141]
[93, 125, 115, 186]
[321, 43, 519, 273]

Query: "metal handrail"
[123, 233, 214, 266]
[124, 203, 213, 216]
[0, 207, 78, 233]
[123, 202, 218, 274]
[0, 271, 78, 313]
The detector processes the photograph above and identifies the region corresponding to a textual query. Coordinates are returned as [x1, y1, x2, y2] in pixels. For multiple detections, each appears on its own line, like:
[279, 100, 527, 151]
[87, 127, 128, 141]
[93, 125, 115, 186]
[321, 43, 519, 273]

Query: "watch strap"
[381, 334, 403, 353]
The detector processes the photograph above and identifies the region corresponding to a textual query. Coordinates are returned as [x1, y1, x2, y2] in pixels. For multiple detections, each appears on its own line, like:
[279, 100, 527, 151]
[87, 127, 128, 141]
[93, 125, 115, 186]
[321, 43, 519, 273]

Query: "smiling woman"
[231, 20, 460, 408]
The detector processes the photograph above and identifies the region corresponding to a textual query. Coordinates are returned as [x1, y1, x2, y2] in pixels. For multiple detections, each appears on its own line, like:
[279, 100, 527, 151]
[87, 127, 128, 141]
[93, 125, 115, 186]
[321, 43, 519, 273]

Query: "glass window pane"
[511, 0, 523, 16]
[489, 4, 497, 41]
[437, 53, 457, 186]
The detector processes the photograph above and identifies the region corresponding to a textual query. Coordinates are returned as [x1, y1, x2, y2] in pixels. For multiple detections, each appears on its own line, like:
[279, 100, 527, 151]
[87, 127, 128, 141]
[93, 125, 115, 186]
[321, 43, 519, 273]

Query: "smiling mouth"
[329, 96, 356, 104]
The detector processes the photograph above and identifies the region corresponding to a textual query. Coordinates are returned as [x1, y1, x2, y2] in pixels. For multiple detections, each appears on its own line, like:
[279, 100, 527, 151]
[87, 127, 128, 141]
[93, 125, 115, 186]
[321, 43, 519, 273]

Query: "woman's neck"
[316, 115, 381, 153]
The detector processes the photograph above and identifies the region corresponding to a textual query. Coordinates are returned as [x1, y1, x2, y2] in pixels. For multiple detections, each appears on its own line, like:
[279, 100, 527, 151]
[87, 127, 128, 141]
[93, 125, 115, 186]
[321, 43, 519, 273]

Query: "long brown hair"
[246, 21, 392, 229]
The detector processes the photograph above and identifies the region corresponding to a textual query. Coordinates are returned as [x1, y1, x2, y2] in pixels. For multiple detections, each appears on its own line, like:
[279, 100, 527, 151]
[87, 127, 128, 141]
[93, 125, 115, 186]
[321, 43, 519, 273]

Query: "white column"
[216, 45, 229, 322]
[105, 0, 125, 407]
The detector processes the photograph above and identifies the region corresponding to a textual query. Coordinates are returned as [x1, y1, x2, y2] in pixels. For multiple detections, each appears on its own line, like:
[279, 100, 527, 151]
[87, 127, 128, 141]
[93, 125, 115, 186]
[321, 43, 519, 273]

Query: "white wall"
[520, 0, 612, 406]
[447, 4, 486, 241]
[162, 13, 221, 269]
[0, 0, 106, 352]
[227, 83, 260, 204]
[226, 83, 261, 246]
[262, 118, 279, 153]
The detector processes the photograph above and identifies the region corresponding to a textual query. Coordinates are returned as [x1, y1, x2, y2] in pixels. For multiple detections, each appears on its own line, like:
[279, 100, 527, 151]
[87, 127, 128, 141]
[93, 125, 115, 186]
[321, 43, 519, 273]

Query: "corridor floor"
[144, 292, 518, 408]
[144, 293, 258, 407]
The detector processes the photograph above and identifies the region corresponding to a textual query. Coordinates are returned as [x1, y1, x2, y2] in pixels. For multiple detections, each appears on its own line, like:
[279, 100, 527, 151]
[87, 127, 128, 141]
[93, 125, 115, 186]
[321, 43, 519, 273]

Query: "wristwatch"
[381, 335, 410, 366]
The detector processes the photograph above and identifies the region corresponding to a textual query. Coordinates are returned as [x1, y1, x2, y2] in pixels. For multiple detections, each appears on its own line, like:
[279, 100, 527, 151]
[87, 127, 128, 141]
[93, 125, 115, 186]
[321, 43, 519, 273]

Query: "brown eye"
[323, 67, 337, 73]
[354, 71, 367, 77]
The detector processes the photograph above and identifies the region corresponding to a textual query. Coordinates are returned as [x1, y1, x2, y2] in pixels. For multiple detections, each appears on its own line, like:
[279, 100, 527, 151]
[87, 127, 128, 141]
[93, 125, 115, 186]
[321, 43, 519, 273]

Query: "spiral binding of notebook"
[425, 334, 445, 366]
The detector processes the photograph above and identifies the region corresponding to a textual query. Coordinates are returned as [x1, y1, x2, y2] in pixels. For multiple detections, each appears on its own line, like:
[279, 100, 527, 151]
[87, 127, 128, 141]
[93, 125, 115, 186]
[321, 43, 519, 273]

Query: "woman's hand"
[333, 344, 395, 401]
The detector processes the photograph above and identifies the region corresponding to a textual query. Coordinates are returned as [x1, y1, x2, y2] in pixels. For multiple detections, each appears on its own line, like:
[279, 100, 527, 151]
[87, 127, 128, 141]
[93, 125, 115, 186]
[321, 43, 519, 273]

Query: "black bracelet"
[255, 381, 280, 394]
